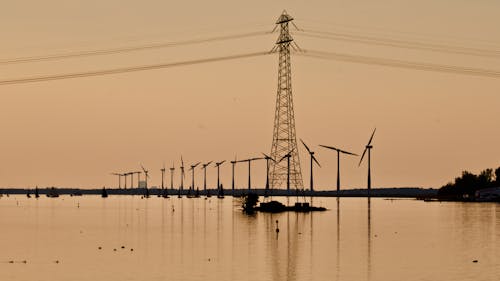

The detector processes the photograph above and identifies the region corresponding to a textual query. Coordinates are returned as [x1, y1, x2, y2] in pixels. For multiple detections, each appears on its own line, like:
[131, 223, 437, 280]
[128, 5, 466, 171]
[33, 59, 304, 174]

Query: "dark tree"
[438, 167, 497, 199]
[495, 167, 500, 185]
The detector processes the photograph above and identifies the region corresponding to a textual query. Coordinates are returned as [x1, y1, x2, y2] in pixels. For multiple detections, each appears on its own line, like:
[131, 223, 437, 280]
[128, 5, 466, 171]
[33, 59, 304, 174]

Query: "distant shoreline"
[0, 187, 437, 198]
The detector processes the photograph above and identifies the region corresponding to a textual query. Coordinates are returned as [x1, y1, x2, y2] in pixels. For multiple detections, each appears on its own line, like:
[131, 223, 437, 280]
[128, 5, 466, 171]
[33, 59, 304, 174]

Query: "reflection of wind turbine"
[300, 139, 321, 192]
[214, 160, 226, 198]
[111, 173, 123, 189]
[319, 144, 358, 194]
[278, 148, 294, 194]
[201, 161, 213, 195]
[262, 153, 276, 197]
[359, 128, 376, 197]
[189, 162, 201, 195]
[237, 157, 265, 193]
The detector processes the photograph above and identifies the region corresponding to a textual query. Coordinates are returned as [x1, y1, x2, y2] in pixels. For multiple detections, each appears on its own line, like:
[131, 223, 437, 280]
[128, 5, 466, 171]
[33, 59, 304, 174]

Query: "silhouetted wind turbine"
[237, 157, 264, 193]
[214, 160, 226, 198]
[201, 161, 213, 195]
[261, 153, 276, 197]
[179, 156, 185, 197]
[128, 172, 134, 189]
[359, 128, 376, 197]
[141, 164, 150, 197]
[278, 148, 295, 194]
[300, 139, 321, 192]
[170, 162, 175, 191]
[319, 144, 358, 194]
[123, 172, 128, 189]
[230, 155, 237, 195]
[134, 171, 141, 189]
[111, 173, 122, 189]
[160, 162, 166, 197]
[189, 162, 201, 196]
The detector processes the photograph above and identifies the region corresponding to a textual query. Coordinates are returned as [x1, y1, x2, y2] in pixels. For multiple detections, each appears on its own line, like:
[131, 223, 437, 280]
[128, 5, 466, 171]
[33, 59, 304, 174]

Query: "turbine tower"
[269, 10, 304, 190]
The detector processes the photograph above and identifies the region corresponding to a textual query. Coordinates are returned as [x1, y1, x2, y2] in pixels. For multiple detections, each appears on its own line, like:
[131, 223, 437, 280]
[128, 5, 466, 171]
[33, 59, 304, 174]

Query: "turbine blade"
[300, 139, 312, 154]
[312, 155, 321, 167]
[278, 148, 294, 163]
[262, 152, 277, 162]
[340, 149, 359, 156]
[319, 144, 339, 151]
[367, 128, 376, 146]
[358, 147, 368, 166]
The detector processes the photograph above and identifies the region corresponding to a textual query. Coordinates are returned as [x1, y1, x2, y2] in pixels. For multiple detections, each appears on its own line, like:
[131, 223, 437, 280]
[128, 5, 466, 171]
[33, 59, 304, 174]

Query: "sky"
[0, 0, 499, 190]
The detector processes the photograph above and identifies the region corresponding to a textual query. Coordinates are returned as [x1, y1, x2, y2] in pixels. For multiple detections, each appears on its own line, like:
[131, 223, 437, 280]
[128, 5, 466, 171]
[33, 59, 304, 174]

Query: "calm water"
[0, 195, 498, 281]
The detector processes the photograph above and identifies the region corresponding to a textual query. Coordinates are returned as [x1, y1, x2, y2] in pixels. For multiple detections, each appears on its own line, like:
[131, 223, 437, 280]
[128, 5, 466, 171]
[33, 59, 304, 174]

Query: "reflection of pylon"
[269, 11, 304, 191]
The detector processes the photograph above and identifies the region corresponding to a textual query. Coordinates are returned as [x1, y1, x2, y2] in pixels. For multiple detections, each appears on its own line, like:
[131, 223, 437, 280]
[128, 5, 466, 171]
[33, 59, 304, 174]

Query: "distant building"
[475, 187, 500, 201]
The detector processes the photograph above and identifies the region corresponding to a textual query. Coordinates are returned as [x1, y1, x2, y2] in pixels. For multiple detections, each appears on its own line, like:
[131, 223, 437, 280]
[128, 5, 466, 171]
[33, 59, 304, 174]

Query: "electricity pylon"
[269, 10, 304, 191]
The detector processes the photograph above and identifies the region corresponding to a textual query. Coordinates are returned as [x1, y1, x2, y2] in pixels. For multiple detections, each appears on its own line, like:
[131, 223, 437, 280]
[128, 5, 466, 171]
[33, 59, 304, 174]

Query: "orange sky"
[1, 1, 499, 189]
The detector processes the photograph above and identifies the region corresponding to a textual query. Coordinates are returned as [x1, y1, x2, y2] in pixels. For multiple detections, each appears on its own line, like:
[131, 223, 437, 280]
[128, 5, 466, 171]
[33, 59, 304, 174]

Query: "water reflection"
[1, 196, 498, 281]
[367, 198, 372, 281]
[336, 198, 340, 281]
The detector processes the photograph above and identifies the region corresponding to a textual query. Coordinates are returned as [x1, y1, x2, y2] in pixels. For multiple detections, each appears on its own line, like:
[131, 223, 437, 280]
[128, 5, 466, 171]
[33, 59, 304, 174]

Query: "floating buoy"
[98, 246, 102, 250]
[275, 220, 279, 233]
[473, 260, 478, 263]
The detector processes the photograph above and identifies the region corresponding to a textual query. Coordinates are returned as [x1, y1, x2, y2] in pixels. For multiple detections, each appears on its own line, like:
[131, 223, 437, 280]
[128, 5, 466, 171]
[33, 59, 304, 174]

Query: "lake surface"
[0, 195, 498, 281]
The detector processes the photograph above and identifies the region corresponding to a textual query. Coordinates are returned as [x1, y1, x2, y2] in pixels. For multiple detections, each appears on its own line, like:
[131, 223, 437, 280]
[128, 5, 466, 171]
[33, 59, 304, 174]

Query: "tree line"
[438, 166, 500, 199]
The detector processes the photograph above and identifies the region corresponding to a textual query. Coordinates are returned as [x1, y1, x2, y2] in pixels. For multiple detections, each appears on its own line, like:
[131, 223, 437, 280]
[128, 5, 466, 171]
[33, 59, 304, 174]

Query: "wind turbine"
[300, 139, 321, 192]
[111, 173, 122, 189]
[141, 164, 150, 197]
[123, 172, 128, 189]
[160, 162, 166, 197]
[359, 128, 376, 197]
[214, 160, 226, 198]
[230, 155, 238, 195]
[179, 156, 185, 197]
[134, 171, 142, 189]
[237, 157, 265, 193]
[189, 162, 201, 196]
[128, 172, 134, 189]
[262, 153, 276, 197]
[201, 161, 213, 195]
[278, 148, 295, 194]
[169, 162, 175, 191]
[319, 144, 358, 195]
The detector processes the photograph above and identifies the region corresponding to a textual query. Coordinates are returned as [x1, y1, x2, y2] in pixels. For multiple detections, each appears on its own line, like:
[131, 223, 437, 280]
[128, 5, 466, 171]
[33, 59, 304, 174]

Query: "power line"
[0, 51, 272, 85]
[297, 50, 500, 78]
[295, 29, 500, 58]
[0, 31, 271, 65]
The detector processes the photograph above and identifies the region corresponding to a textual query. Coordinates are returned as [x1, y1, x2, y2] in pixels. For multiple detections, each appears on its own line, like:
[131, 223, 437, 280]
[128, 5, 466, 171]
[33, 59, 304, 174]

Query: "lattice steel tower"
[269, 11, 304, 191]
